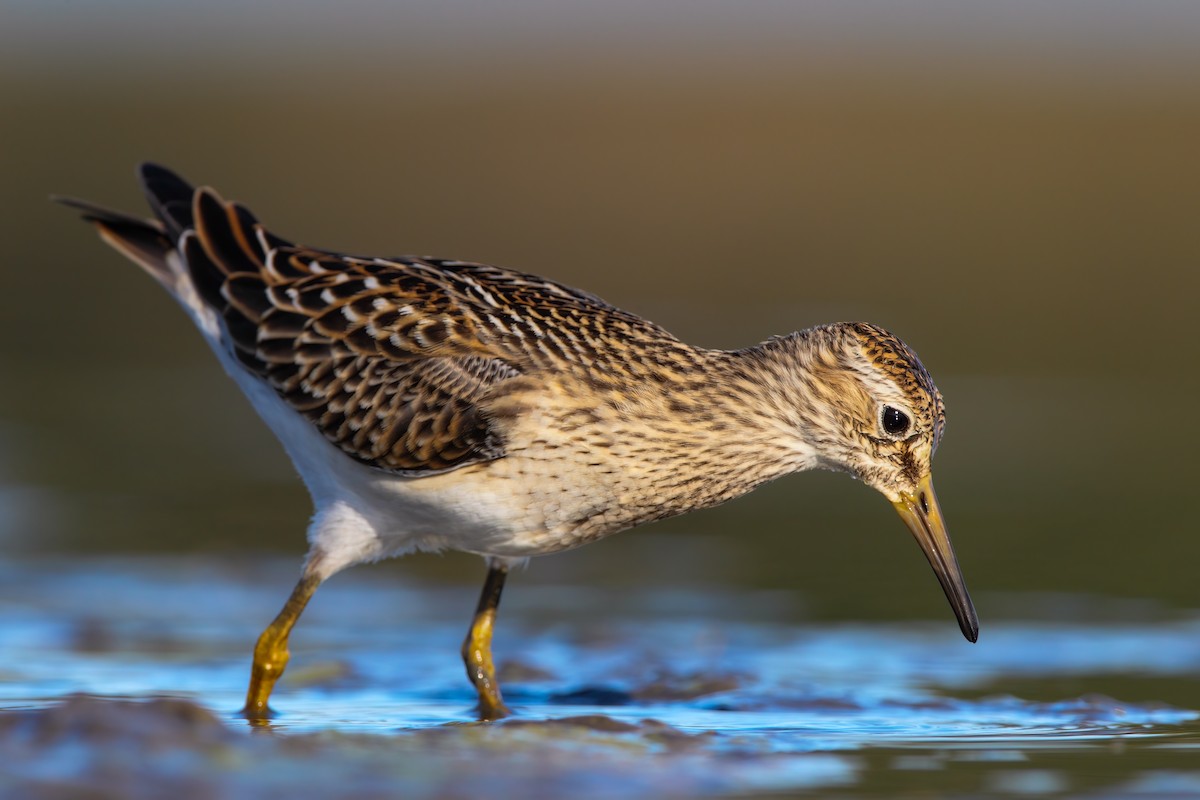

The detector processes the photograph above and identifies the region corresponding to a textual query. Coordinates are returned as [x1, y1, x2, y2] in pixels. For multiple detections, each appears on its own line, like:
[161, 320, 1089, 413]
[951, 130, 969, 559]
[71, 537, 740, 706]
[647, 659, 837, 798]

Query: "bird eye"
[881, 405, 911, 437]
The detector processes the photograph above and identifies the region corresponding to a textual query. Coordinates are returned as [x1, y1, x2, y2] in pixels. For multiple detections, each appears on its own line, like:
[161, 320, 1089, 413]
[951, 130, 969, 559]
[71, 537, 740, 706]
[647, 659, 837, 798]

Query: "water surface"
[2, 558, 1197, 797]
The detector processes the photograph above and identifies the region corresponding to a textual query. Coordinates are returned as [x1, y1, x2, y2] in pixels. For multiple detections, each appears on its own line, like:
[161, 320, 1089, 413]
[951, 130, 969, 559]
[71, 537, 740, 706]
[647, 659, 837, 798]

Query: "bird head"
[790, 322, 978, 643]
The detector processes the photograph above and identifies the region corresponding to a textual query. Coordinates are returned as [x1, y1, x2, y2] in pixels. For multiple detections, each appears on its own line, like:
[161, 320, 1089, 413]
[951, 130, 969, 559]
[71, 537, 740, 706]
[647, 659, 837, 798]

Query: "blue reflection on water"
[3, 558, 1200, 797]
[2, 557, 1197, 744]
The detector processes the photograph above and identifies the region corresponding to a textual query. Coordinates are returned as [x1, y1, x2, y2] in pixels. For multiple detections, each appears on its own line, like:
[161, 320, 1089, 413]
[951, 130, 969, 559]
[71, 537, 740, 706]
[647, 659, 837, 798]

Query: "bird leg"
[462, 561, 511, 720]
[241, 568, 323, 720]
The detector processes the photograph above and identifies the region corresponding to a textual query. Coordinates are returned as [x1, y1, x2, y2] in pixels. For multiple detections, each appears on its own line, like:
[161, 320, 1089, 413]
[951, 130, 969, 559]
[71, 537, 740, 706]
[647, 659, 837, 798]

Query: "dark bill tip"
[891, 474, 979, 643]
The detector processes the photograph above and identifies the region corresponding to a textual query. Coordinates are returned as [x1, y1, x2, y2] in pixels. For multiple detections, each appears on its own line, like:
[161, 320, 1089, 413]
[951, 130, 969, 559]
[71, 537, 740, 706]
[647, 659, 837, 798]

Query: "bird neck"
[712, 324, 867, 477]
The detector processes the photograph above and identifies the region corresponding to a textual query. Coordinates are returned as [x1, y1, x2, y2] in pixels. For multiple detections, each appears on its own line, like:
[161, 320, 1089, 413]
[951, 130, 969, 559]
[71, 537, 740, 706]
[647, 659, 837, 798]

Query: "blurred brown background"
[2, 1, 1198, 623]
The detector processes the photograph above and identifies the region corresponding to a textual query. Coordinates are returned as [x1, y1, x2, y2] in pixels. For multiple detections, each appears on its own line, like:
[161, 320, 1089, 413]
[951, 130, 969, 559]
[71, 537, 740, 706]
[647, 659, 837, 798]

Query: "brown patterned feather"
[849, 322, 946, 448]
[174, 183, 685, 475]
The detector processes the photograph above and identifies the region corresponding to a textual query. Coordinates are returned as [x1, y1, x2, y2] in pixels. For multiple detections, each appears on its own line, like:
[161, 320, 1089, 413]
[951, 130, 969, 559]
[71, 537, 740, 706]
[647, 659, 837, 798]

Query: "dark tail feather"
[138, 162, 197, 241]
[53, 194, 177, 286]
[55, 162, 201, 287]
[59, 163, 291, 305]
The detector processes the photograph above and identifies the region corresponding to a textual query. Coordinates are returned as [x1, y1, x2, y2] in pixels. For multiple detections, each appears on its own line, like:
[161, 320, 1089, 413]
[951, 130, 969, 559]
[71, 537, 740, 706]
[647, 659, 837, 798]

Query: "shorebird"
[59, 164, 977, 721]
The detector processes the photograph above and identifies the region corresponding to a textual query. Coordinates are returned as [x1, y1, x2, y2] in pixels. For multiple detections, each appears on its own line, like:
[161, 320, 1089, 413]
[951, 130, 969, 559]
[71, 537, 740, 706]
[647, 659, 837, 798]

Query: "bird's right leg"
[241, 563, 323, 720]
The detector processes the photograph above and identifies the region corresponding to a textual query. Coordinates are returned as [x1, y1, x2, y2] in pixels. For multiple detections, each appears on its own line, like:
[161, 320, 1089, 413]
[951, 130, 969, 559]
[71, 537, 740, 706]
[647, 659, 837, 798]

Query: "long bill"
[891, 473, 979, 643]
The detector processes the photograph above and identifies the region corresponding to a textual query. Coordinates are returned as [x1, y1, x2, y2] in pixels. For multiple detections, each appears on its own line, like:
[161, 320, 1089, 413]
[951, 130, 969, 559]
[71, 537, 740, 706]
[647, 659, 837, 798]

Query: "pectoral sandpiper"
[60, 164, 977, 721]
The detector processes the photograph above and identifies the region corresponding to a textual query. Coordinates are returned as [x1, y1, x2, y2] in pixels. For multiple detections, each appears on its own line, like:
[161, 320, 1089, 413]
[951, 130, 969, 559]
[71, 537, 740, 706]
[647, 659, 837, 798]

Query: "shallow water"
[1, 558, 1198, 798]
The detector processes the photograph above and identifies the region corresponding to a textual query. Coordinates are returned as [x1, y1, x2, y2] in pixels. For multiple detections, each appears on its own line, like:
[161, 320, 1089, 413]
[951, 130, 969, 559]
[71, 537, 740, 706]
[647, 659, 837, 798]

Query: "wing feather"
[65, 164, 680, 475]
[183, 188, 528, 473]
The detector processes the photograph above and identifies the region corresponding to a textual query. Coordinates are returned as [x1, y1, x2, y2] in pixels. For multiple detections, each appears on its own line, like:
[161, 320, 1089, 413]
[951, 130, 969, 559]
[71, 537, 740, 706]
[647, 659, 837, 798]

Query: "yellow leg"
[241, 570, 322, 720]
[461, 562, 511, 721]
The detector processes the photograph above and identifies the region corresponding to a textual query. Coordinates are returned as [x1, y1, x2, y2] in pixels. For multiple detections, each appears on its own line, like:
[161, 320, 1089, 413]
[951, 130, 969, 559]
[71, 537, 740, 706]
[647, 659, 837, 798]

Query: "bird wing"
[64, 164, 681, 475]
[164, 172, 675, 474]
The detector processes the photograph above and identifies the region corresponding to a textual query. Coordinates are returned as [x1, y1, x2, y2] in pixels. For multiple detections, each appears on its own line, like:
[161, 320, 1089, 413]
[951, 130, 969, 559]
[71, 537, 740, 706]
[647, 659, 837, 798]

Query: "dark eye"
[881, 405, 911, 437]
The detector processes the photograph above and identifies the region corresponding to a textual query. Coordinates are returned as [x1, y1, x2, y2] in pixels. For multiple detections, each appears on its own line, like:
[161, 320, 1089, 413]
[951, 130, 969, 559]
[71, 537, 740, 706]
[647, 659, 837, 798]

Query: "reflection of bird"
[59, 164, 977, 721]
